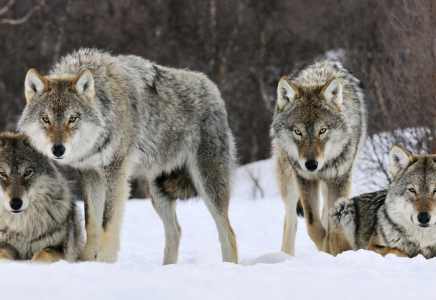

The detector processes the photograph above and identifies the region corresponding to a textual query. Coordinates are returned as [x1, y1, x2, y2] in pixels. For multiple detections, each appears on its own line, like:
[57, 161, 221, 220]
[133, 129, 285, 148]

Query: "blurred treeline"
[0, 0, 435, 196]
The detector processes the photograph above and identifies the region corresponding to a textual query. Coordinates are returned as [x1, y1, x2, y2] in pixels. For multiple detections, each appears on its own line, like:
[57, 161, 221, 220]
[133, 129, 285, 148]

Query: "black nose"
[10, 198, 23, 210]
[418, 212, 431, 224]
[305, 159, 318, 172]
[52, 145, 65, 157]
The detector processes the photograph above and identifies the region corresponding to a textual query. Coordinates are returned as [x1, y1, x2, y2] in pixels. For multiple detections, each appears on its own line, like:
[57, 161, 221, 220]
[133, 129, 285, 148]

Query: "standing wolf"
[0, 133, 83, 262]
[332, 145, 436, 259]
[18, 48, 237, 264]
[270, 60, 367, 256]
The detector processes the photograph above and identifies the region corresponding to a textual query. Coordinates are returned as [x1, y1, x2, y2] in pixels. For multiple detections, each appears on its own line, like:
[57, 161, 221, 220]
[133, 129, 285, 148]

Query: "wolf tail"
[330, 197, 357, 249]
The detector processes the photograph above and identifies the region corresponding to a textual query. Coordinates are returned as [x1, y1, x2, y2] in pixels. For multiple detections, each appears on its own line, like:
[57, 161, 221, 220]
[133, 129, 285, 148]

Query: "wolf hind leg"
[189, 158, 238, 264]
[149, 178, 182, 265]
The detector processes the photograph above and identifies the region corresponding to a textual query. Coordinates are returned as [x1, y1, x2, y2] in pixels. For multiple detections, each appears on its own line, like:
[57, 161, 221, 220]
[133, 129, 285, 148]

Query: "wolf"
[0, 132, 84, 263]
[18, 48, 238, 264]
[270, 60, 367, 256]
[332, 144, 436, 259]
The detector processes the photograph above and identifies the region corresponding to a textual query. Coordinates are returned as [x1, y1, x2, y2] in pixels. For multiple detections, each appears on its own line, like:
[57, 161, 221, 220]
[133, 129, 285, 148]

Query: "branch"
[0, 0, 15, 16]
[1, 0, 45, 25]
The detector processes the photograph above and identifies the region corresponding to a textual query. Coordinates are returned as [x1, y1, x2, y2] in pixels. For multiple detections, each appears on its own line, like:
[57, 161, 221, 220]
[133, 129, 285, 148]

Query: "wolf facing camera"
[271, 60, 367, 256]
[332, 145, 436, 259]
[18, 49, 238, 264]
[0, 133, 84, 263]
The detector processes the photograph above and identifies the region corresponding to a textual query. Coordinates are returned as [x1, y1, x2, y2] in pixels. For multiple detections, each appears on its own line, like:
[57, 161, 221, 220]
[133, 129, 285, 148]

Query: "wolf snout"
[52, 144, 66, 158]
[305, 159, 318, 172]
[417, 212, 431, 225]
[10, 198, 23, 212]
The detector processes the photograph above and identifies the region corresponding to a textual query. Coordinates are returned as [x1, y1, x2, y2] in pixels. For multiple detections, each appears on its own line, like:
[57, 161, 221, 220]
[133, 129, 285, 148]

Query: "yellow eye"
[409, 188, 416, 194]
[24, 170, 33, 177]
[42, 117, 50, 123]
[319, 128, 327, 134]
[294, 129, 302, 136]
[69, 116, 77, 123]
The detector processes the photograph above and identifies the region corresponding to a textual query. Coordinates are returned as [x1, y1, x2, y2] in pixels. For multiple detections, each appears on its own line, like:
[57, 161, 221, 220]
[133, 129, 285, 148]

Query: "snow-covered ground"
[2, 146, 436, 300]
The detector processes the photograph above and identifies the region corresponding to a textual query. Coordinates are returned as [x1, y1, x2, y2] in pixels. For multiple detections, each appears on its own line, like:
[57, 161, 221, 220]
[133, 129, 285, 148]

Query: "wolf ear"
[73, 69, 95, 103]
[277, 76, 297, 110]
[389, 144, 414, 179]
[24, 69, 48, 104]
[322, 77, 343, 109]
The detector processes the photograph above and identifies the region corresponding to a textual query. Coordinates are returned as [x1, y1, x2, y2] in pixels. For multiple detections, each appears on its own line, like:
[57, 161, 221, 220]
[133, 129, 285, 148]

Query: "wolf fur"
[332, 145, 436, 259]
[0, 133, 83, 263]
[18, 48, 238, 264]
[270, 60, 367, 256]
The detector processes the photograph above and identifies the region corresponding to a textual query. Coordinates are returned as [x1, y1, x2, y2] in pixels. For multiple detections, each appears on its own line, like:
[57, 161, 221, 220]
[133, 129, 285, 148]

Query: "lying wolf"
[0, 133, 83, 263]
[270, 60, 367, 256]
[18, 48, 237, 264]
[332, 144, 436, 258]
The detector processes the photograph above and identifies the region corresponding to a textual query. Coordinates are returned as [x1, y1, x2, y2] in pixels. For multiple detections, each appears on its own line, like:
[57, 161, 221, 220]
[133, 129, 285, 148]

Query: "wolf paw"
[31, 250, 62, 264]
[0, 250, 10, 260]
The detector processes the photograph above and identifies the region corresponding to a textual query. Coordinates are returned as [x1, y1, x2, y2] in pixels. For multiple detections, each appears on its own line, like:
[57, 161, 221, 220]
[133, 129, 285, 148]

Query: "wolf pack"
[0, 48, 435, 264]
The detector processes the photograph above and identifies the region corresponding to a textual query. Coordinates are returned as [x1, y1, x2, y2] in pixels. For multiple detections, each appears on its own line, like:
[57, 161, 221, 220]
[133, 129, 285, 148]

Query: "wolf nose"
[52, 145, 65, 157]
[418, 212, 431, 224]
[305, 160, 318, 172]
[10, 198, 23, 210]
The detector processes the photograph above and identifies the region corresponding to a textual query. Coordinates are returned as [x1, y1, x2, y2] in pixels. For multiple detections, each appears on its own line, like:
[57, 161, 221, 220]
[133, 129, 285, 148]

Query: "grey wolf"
[0, 133, 83, 263]
[332, 144, 436, 258]
[270, 60, 367, 256]
[18, 48, 238, 264]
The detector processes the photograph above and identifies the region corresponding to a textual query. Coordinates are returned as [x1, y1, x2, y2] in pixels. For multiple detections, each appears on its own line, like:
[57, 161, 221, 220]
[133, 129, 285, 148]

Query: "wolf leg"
[323, 174, 353, 255]
[190, 156, 238, 264]
[276, 162, 299, 256]
[296, 176, 326, 251]
[149, 180, 181, 265]
[80, 169, 105, 261]
[31, 247, 64, 263]
[0, 245, 19, 260]
[96, 159, 130, 263]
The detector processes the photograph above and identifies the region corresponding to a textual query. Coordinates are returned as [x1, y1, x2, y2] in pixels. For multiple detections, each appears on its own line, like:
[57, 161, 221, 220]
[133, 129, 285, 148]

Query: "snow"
[1, 144, 436, 300]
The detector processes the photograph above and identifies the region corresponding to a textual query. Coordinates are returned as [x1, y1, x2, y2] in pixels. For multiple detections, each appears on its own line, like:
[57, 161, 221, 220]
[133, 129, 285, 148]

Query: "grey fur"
[0, 133, 83, 262]
[18, 48, 238, 264]
[333, 147, 436, 259]
[271, 60, 368, 255]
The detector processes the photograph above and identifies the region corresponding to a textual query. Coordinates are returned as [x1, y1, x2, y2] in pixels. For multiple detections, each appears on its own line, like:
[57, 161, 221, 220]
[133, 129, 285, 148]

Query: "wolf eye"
[24, 170, 33, 177]
[69, 116, 77, 123]
[408, 188, 416, 194]
[42, 117, 50, 124]
[294, 129, 302, 136]
[0, 172, 6, 178]
[319, 128, 327, 134]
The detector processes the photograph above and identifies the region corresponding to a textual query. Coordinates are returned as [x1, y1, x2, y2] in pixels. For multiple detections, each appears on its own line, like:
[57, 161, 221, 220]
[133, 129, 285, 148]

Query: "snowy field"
[2, 142, 436, 300]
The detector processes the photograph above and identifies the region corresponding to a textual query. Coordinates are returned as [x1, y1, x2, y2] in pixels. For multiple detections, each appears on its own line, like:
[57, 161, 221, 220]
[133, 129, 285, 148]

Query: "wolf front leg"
[296, 176, 326, 251]
[80, 169, 106, 261]
[276, 161, 300, 256]
[96, 159, 130, 263]
[323, 174, 353, 255]
[367, 236, 409, 258]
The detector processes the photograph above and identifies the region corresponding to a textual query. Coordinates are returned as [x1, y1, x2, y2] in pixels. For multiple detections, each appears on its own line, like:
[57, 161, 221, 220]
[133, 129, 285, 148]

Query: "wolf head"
[18, 68, 105, 164]
[388, 144, 436, 228]
[0, 133, 61, 214]
[271, 75, 350, 173]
